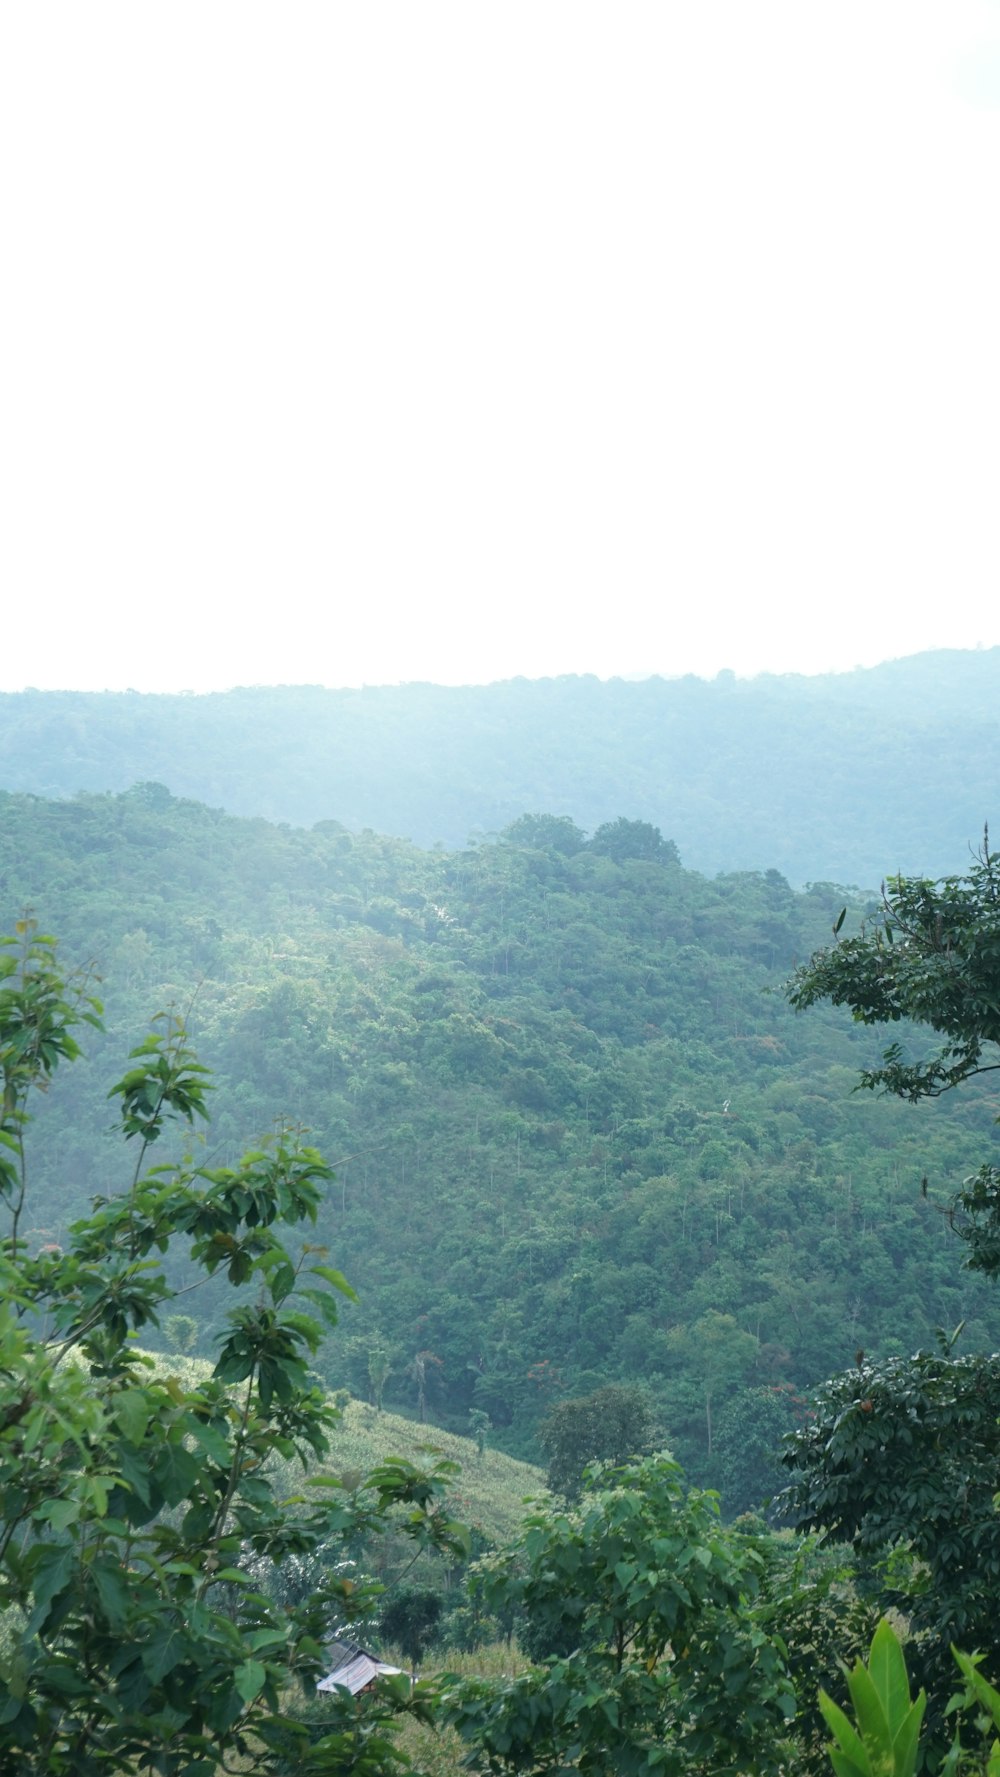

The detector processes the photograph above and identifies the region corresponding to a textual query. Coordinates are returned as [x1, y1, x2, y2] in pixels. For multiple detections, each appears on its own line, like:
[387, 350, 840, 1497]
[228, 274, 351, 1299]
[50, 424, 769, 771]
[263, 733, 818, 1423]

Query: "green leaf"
[443, 1519, 473, 1556]
[891, 1694, 926, 1777]
[952, 1648, 1000, 1734]
[818, 1689, 872, 1777]
[116, 1388, 152, 1444]
[233, 1658, 267, 1705]
[829, 1754, 870, 1777]
[82, 1473, 109, 1517]
[308, 1264, 358, 1300]
[246, 1628, 288, 1653]
[295, 1286, 344, 1329]
[845, 1658, 893, 1755]
[868, 1617, 911, 1737]
[91, 1558, 131, 1628]
[35, 1497, 81, 1532]
[115, 1446, 154, 1512]
[153, 1441, 202, 1507]
[185, 1417, 232, 1466]
[142, 1622, 188, 1683]
[28, 1542, 76, 1622]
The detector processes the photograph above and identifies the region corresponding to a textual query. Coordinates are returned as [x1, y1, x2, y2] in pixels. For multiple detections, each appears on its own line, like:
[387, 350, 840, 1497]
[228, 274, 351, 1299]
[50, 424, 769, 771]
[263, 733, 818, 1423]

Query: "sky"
[2, 2, 1000, 694]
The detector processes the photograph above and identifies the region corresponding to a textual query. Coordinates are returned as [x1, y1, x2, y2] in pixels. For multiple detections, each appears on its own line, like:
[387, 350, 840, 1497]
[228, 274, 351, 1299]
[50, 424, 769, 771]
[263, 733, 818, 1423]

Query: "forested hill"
[3, 785, 999, 1514]
[2, 646, 999, 884]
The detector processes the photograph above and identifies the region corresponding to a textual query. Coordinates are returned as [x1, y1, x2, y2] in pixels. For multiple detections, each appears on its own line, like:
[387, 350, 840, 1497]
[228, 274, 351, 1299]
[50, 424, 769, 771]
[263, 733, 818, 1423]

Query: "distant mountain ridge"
[1, 647, 997, 884]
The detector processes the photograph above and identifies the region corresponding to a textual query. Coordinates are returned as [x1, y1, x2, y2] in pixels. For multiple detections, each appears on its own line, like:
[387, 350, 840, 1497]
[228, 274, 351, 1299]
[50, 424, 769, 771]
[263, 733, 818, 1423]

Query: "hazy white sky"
[3, 3, 999, 693]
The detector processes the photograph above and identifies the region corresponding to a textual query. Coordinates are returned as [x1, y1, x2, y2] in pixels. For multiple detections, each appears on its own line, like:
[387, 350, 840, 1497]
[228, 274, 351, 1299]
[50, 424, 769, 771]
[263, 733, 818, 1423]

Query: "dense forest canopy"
[3, 782, 998, 1505]
[2, 646, 1000, 885]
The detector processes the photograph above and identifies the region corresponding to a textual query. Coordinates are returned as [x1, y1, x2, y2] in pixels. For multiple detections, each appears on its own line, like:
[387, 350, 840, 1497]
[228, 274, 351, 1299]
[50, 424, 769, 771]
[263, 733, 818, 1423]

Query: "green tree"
[468, 1408, 492, 1459]
[589, 817, 680, 865]
[379, 1586, 444, 1671]
[786, 834, 1000, 1269]
[668, 1311, 758, 1458]
[538, 1383, 652, 1500]
[0, 923, 465, 1776]
[712, 1384, 804, 1519]
[164, 1311, 199, 1356]
[445, 1454, 795, 1775]
[783, 843, 1000, 1749]
[368, 1338, 393, 1412]
[406, 1349, 444, 1424]
[780, 1339, 1000, 1748]
[500, 814, 586, 856]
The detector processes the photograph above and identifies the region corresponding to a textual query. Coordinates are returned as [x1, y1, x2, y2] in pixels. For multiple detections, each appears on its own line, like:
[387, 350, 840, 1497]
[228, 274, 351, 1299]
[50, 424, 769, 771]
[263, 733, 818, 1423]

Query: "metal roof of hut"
[316, 1639, 403, 1697]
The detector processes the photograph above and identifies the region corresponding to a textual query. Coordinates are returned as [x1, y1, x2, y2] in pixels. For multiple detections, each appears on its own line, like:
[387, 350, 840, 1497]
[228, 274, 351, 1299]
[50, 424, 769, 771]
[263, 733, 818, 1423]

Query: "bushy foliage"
[0, 922, 466, 1775]
[785, 842, 1000, 1751]
[380, 1586, 445, 1669]
[537, 1382, 652, 1500]
[817, 1616, 1000, 1776]
[780, 1340, 1000, 1739]
[745, 1527, 878, 1775]
[789, 831, 1000, 1066]
[446, 1454, 797, 1776]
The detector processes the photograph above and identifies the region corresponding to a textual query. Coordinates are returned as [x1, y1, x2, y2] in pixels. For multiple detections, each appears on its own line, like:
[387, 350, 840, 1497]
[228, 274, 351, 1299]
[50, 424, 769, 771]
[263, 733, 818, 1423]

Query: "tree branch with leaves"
[0, 922, 467, 1777]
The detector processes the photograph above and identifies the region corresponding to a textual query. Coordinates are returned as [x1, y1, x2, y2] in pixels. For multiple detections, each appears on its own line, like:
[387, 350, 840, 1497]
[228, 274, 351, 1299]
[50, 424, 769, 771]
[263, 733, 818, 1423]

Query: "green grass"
[316, 1398, 545, 1548]
[155, 1354, 545, 1550]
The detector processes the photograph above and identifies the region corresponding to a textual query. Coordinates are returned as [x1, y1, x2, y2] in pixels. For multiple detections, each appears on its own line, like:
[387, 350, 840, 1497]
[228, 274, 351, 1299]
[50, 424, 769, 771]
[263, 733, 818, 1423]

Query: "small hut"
[316, 1639, 403, 1698]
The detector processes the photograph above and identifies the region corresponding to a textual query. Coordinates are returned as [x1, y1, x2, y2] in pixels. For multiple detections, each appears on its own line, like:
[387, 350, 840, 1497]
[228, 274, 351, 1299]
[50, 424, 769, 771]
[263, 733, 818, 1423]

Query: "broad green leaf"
[185, 1417, 232, 1466]
[82, 1473, 109, 1517]
[152, 1441, 202, 1507]
[116, 1446, 154, 1511]
[845, 1663, 892, 1759]
[233, 1658, 267, 1705]
[35, 1496, 80, 1532]
[142, 1623, 188, 1682]
[28, 1542, 75, 1619]
[830, 1754, 870, 1777]
[868, 1618, 912, 1737]
[246, 1628, 288, 1652]
[443, 1519, 473, 1556]
[819, 1689, 872, 1776]
[116, 1388, 152, 1444]
[890, 1694, 926, 1777]
[91, 1558, 131, 1627]
[308, 1264, 358, 1300]
[24, 1542, 75, 1634]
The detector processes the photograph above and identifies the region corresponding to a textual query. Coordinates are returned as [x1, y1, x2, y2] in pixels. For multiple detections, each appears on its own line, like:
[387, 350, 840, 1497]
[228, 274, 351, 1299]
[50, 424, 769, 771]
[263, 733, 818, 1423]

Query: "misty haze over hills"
[2, 648, 996, 887]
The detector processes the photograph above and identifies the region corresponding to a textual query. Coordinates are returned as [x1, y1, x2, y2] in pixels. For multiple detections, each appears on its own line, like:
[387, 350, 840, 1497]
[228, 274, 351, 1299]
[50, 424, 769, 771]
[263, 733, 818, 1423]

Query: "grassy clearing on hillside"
[155, 1355, 545, 1549]
[314, 1397, 546, 1548]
